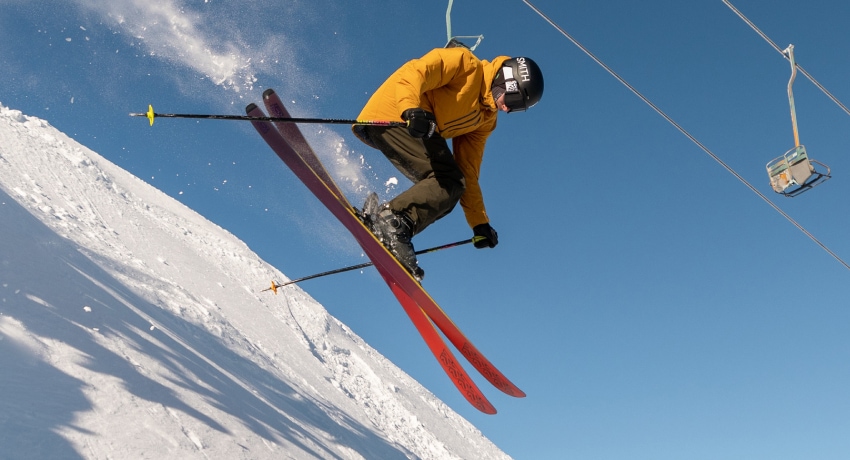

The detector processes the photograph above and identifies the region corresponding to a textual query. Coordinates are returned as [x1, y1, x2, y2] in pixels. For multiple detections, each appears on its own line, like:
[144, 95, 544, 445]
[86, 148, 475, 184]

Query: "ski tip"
[473, 395, 497, 415]
[245, 102, 258, 114]
[263, 88, 276, 99]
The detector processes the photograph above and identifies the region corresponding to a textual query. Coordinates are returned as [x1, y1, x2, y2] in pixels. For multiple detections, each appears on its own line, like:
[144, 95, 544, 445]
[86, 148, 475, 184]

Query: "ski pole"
[130, 105, 407, 127]
[263, 238, 474, 293]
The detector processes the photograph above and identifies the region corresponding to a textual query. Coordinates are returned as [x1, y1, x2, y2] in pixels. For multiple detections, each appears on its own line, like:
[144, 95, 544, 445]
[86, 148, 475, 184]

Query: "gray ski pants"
[360, 126, 466, 236]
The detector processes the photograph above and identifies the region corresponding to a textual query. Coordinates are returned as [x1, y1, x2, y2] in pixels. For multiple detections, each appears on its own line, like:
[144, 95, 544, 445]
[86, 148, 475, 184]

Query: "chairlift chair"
[767, 44, 831, 197]
[445, 0, 483, 52]
[445, 36, 483, 51]
[766, 145, 830, 197]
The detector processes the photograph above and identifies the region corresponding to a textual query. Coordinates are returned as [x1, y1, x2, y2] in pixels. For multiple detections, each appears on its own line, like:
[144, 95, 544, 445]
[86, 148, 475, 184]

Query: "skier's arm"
[453, 131, 491, 229]
[394, 48, 465, 114]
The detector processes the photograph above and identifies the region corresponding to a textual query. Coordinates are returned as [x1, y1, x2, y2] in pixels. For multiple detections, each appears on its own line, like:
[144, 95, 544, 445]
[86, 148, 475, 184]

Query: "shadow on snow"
[0, 188, 412, 459]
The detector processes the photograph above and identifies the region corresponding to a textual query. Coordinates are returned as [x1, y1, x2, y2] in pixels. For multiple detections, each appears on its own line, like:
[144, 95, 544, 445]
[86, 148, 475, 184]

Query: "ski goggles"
[501, 66, 528, 112]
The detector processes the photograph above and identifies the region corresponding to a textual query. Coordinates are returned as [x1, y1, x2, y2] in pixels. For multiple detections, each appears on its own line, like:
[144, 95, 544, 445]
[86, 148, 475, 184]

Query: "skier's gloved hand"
[401, 108, 437, 139]
[472, 223, 499, 249]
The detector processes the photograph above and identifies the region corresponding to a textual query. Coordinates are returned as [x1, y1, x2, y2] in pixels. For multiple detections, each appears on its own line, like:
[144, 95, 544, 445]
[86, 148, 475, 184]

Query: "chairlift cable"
[723, 0, 850, 118]
[522, 0, 850, 271]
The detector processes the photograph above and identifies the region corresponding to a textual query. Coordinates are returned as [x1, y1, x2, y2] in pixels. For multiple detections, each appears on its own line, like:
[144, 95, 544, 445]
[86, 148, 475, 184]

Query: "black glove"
[472, 223, 498, 249]
[401, 108, 437, 139]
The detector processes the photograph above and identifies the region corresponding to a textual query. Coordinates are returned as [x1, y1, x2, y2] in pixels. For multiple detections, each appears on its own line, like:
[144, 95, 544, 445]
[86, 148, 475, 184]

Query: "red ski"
[249, 89, 525, 413]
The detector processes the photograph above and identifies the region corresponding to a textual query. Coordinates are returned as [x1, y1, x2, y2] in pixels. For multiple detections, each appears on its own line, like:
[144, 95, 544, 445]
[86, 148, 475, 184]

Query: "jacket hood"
[481, 56, 511, 110]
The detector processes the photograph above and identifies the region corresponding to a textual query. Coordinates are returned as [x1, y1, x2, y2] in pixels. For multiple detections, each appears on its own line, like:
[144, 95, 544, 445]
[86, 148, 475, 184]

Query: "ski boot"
[359, 192, 380, 225]
[361, 194, 424, 280]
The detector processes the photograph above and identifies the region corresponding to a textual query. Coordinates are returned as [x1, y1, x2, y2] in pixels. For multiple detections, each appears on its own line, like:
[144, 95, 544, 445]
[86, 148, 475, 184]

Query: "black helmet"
[500, 57, 544, 112]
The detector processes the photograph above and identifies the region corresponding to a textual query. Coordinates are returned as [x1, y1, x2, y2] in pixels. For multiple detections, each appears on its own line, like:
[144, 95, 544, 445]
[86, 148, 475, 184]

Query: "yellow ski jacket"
[355, 47, 510, 229]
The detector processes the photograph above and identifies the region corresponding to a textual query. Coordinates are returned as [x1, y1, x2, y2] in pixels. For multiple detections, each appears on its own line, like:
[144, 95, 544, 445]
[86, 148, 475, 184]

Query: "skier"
[352, 47, 544, 279]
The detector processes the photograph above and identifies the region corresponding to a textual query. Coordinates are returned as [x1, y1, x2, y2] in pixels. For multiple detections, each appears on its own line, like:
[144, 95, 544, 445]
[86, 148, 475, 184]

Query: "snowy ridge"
[0, 103, 509, 460]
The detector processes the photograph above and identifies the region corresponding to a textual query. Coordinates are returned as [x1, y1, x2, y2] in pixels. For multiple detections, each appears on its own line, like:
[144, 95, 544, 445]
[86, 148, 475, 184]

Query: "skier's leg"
[364, 126, 465, 235]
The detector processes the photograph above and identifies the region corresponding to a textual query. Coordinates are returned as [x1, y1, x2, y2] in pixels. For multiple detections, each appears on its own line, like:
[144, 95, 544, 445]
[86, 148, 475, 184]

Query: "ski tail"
[246, 103, 343, 209]
[262, 89, 349, 206]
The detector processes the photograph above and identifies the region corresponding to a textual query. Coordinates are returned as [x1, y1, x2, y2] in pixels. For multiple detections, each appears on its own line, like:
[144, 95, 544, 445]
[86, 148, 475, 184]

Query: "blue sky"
[2, 1, 850, 458]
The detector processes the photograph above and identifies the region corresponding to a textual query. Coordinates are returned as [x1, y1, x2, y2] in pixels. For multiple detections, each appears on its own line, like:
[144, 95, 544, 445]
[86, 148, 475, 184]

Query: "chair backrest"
[767, 146, 813, 193]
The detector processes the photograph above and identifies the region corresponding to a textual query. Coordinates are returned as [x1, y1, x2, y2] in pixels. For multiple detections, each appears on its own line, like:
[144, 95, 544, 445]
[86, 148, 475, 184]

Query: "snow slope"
[0, 102, 510, 460]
